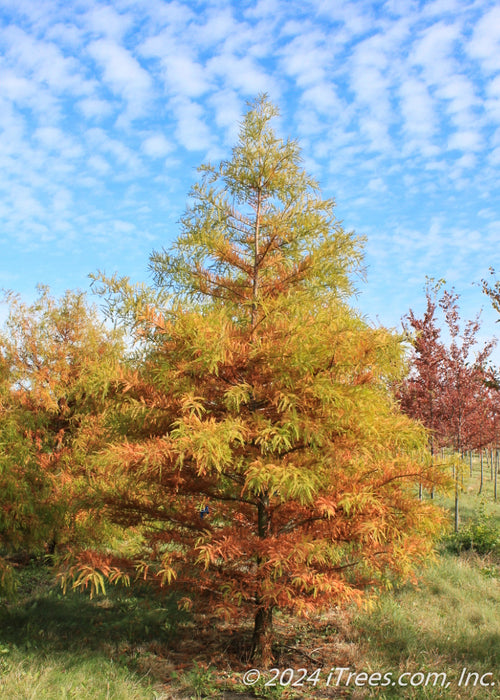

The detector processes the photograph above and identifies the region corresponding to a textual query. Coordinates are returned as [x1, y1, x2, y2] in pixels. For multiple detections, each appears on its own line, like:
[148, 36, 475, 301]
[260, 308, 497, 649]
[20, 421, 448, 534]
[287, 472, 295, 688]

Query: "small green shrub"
[249, 674, 286, 699]
[177, 662, 220, 699]
[444, 502, 500, 555]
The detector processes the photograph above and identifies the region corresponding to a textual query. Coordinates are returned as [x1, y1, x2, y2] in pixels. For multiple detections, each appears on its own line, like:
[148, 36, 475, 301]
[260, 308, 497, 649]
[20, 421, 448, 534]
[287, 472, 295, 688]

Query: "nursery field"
[438, 451, 500, 541]
[1, 454, 499, 700]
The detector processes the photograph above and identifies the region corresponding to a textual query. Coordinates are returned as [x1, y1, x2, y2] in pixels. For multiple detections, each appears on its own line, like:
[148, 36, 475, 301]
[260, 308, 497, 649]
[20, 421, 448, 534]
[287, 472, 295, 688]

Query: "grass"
[436, 450, 500, 531]
[1, 451, 499, 698]
[0, 561, 185, 699]
[4, 553, 498, 699]
[0, 650, 156, 699]
[352, 551, 500, 698]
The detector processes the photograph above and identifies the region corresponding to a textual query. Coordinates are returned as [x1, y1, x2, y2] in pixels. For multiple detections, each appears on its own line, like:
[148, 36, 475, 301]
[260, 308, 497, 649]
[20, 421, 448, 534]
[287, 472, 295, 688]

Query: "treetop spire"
[149, 95, 364, 321]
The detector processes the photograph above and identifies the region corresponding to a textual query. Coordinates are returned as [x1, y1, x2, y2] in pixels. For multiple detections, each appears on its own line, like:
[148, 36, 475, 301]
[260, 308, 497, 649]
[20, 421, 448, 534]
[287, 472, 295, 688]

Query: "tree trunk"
[250, 187, 262, 330]
[252, 491, 273, 666]
[251, 604, 274, 667]
[495, 451, 498, 502]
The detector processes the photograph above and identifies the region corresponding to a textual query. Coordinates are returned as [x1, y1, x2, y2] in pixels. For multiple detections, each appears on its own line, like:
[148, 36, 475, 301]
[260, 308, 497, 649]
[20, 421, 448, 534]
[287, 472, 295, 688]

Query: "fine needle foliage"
[86, 96, 448, 666]
[0, 286, 125, 591]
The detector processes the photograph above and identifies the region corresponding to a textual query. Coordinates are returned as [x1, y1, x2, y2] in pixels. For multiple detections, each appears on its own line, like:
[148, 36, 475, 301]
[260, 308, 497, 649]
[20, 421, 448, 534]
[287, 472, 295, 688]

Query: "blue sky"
[1, 0, 499, 358]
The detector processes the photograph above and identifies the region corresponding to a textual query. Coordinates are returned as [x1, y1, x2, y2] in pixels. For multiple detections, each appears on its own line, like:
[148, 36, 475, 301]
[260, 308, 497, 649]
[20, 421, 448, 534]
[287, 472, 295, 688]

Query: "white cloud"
[139, 0, 195, 32]
[159, 51, 210, 98]
[88, 39, 153, 119]
[209, 89, 243, 143]
[315, 0, 374, 36]
[34, 127, 84, 159]
[359, 117, 391, 152]
[484, 74, 500, 123]
[454, 153, 477, 170]
[368, 177, 387, 192]
[436, 75, 480, 131]
[409, 21, 460, 85]
[208, 52, 277, 95]
[468, 6, 500, 74]
[301, 83, 342, 116]
[5, 183, 45, 221]
[346, 30, 403, 153]
[2, 25, 92, 97]
[420, 0, 462, 17]
[140, 22, 220, 101]
[52, 187, 73, 213]
[112, 220, 136, 235]
[448, 130, 483, 152]
[164, 54, 210, 97]
[87, 154, 111, 174]
[84, 4, 133, 40]
[142, 133, 173, 158]
[192, 6, 238, 47]
[170, 97, 212, 152]
[244, 0, 283, 20]
[0, 68, 37, 103]
[45, 22, 84, 49]
[488, 146, 500, 165]
[78, 97, 114, 119]
[399, 77, 436, 143]
[85, 128, 142, 170]
[279, 30, 332, 88]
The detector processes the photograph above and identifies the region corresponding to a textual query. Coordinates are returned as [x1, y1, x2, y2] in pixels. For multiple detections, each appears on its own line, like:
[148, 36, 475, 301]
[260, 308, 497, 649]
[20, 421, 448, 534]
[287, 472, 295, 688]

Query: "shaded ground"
[1, 553, 499, 699]
[0, 560, 361, 698]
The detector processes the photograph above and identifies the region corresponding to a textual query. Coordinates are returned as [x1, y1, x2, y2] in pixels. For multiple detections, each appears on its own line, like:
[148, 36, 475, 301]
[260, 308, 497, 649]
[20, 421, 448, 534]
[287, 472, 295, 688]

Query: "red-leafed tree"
[399, 281, 496, 454]
[482, 267, 500, 396]
[482, 267, 500, 319]
[398, 281, 497, 529]
[398, 280, 448, 458]
[438, 288, 496, 454]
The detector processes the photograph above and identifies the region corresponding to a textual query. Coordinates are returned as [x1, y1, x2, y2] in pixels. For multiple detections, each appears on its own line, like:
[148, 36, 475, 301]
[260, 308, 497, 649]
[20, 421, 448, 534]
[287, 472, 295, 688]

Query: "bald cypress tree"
[86, 96, 447, 665]
[0, 287, 124, 591]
